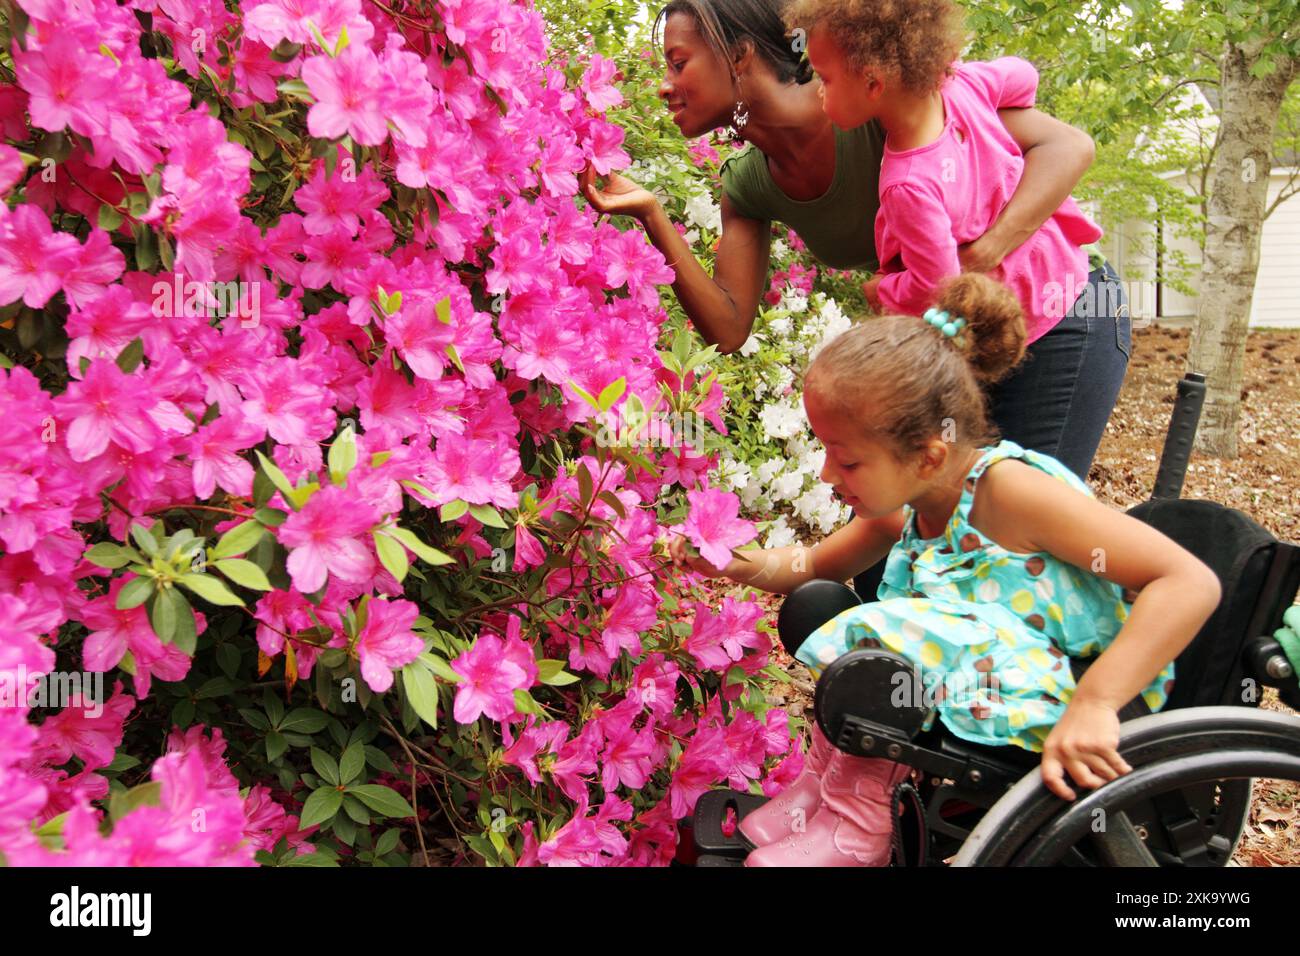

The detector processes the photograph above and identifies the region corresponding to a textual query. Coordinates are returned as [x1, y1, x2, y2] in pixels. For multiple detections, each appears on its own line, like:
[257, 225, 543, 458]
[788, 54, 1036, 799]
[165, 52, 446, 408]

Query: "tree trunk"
[1186, 43, 1295, 458]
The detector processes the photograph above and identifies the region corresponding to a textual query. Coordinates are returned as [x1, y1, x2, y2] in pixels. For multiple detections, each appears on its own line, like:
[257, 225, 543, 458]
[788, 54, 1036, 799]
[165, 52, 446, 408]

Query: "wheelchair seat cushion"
[795, 441, 1174, 752]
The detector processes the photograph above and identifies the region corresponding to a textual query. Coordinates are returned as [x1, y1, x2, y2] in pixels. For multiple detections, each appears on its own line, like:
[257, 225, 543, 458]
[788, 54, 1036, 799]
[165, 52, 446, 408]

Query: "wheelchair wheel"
[952, 707, 1300, 867]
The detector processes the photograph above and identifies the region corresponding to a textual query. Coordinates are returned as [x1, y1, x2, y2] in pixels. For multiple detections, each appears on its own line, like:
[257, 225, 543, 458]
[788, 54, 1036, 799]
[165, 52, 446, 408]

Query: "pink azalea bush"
[0, 0, 795, 866]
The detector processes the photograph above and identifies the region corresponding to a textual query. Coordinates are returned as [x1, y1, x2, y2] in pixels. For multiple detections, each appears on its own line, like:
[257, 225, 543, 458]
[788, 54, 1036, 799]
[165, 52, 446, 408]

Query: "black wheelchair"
[686, 373, 1300, 867]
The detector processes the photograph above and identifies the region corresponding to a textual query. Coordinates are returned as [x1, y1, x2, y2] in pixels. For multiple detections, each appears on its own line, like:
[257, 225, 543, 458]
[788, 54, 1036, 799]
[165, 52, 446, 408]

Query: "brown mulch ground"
[727, 322, 1300, 866]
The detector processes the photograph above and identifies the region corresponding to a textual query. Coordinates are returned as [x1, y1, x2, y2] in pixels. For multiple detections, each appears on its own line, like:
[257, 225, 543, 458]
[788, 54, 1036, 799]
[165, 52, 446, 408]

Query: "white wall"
[1109, 169, 1300, 329]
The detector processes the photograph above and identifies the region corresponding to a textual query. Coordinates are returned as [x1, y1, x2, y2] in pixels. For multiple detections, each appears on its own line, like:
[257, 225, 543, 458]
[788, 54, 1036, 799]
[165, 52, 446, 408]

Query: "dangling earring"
[728, 78, 749, 145]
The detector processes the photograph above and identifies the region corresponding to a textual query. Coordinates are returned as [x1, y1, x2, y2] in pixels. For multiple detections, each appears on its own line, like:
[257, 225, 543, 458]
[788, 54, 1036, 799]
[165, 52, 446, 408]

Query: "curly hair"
[781, 0, 966, 96]
[804, 273, 1026, 457]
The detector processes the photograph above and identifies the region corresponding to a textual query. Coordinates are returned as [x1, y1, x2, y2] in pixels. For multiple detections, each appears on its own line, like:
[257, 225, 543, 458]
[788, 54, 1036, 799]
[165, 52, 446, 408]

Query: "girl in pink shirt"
[794, 2, 1102, 342]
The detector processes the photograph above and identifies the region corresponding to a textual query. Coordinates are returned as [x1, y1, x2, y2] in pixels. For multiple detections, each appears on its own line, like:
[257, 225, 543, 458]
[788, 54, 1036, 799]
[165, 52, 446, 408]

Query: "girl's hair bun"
[935, 273, 1026, 384]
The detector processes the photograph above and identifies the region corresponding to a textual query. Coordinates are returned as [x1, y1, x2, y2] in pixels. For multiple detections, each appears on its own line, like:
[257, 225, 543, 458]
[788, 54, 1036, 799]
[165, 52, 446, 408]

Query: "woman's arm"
[580, 165, 770, 354]
[975, 462, 1221, 799]
[669, 510, 905, 594]
[958, 108, 1096, 274]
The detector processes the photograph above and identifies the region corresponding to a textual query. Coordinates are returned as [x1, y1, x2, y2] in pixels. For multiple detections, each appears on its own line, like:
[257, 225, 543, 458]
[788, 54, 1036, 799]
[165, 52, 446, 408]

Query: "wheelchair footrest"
[692, 789, 769, 858]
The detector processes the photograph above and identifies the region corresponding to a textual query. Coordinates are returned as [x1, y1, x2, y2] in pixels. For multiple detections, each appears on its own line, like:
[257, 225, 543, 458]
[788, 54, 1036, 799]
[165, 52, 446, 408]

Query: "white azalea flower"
[684, 191, 722, 232]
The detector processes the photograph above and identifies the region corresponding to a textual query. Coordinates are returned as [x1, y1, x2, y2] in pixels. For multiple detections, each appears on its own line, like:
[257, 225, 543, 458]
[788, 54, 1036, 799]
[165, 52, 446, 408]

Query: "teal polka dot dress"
[796, 441, 1175, 753]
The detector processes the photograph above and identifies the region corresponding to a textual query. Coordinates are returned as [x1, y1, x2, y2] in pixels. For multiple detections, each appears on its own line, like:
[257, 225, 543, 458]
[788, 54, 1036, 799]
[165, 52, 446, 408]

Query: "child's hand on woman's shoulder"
[1039, 698, 1132, 801]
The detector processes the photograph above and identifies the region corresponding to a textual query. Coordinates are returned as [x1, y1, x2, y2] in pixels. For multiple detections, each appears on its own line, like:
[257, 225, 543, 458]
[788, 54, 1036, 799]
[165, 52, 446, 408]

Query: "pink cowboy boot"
[744, 750, 910, 867]
[738, 723, 838, 849]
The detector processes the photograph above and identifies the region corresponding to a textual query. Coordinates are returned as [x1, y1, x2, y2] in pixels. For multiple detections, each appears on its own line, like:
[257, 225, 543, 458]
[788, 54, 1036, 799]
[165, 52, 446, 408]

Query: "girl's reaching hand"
[1039, 697, 1132, 801]
[668, 533, 730, 578]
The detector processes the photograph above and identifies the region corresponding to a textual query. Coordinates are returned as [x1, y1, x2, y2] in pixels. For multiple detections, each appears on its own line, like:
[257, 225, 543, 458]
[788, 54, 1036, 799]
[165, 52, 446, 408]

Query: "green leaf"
[282, 849, 339, 867]
[419, 652, 460, 683]
[171, 591, 197, 655]
[276, 78, 314, 101]
[210, 520, 264, 559]
[115, 576, 155, 610]
[567, 379, 600, 410]
[597, 490, 626, 519]
[214, 558, 272, 591]
[194, 677, 235, 699]
[401, 663, 439, 729]
[374, 829, 400, 856]
[85, 542, 138, 569]
[285, 481, 319, 510]
[537, 659, 580, 686]
[328, 425, 358, 485]
[115, 337, 145, 374]
[388, 526, 454, 566]
[342, 794, 370, 825]
[576, 464, 594, 507]
[364, 745, 399, 775]
[434, 295, 451, 324]
[279, 708, 330, 734]
[339, 743, 365, 785]
[128, 522, 159, 556]
[254, 507, 288, 527]
[177, 572, 245, 607]
[439, 499, 469, 522]
[310, 747, 340, 786]
[254, 450, 298, 507]
[373, 531, 409, 582]
[348, 784, 415, 819]
[266, 731, 288, 763]
[467, 503, 507, 529]
[444, 343, 464, 373]
[299, 787, 343, 830]
[108, 781, 162, 823]
[597, 377, 627, 412]
[148, 588, 181, 644]
[97, 204, 123, 231]
[513, 688, 543, 716]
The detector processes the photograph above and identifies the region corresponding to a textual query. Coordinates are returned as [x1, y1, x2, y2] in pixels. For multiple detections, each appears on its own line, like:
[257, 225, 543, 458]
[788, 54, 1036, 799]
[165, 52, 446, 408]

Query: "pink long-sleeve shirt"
[874, 57, 1102, 343]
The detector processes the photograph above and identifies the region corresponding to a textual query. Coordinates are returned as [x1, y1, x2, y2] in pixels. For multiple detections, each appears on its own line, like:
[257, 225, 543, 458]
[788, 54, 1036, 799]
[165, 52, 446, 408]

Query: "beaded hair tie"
[923, 307, 968, 349]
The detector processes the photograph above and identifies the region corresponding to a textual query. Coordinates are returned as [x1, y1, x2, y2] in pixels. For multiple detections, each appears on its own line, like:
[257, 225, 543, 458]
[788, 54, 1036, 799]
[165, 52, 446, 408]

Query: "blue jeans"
[853, 260, 1130, 600]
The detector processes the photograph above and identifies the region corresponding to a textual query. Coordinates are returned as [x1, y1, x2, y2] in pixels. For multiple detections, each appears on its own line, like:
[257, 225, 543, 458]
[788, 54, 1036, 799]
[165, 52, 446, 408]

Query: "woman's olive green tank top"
[719, 120, 886, 272]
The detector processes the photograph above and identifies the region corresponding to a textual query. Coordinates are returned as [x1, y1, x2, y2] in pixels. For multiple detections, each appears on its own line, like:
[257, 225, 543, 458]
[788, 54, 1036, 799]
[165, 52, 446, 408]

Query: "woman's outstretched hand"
[1039, 697, 1131, 801]
[579, 163, 658, 222]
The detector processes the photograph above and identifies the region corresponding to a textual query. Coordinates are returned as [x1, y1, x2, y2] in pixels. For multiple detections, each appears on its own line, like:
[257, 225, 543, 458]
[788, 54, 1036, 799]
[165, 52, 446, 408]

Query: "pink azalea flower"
[187, 414, 264, 499]
[449, 633, 526, 724]
[668, 723, 728, 819]
[579, 55, 623, 111]
[12, 31, 114, 138]
[355, 598, 422, 693]
[0, 204, 73, 308]
[302, 47, 389, 145]
[0, 145, 24, 194]
[512, 520, 545, 572]
[277, 484, 381, 594]
[501, 718, 567, 784]
[295, 159, 390, 237]
[682, 487, 757, 570]
[33, 682, 135, 772]
[238, 359, 333, 446]
[55, 359, 169, 463]
[422, 432, 519, 509]
[684, 598, 767, 673]
[80, 579, 196, 698]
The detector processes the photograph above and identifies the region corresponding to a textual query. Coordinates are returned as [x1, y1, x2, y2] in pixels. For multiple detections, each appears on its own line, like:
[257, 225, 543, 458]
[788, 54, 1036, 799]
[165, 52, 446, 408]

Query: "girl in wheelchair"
[671, 273, 1222, 866]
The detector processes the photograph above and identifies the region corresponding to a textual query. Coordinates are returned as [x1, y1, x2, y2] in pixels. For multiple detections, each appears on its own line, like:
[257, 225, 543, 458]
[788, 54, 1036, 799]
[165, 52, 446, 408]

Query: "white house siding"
[1107, 169, 1300, 329]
